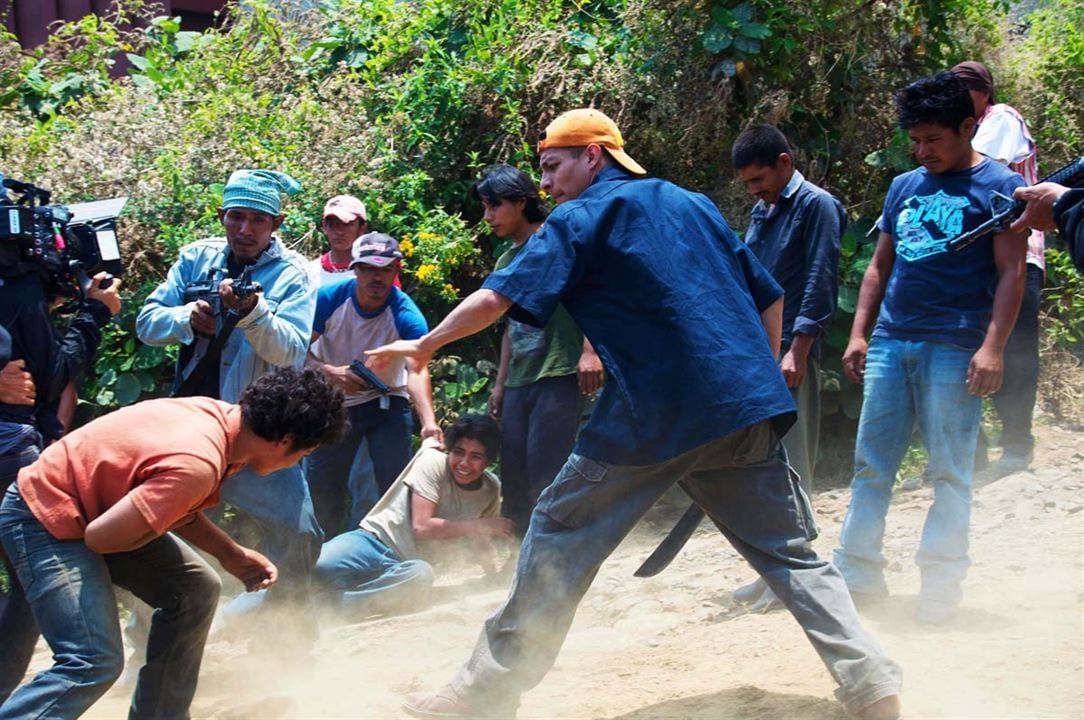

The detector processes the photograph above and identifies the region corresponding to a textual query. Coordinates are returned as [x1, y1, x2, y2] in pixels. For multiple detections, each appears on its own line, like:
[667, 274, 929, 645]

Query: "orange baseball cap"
[538, 108, 647, 176]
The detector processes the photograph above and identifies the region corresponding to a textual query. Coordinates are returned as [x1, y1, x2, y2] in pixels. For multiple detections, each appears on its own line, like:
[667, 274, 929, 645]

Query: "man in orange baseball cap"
[375, 108, 902, 720]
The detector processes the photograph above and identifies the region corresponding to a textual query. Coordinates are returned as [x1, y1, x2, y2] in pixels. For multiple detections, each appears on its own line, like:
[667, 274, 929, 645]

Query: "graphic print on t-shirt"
[509, 319, 547, 358]
[895, 190, 972, 262]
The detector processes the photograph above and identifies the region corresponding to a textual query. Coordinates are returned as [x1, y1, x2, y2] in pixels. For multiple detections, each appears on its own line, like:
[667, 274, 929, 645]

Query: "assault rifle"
[171, 266, 263, 398]
[948, 156, 1084, 251]
[181, 265, 263, 332]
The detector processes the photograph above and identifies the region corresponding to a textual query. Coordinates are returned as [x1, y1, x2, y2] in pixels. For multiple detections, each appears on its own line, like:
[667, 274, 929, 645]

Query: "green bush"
[2, 0, 1078, 443]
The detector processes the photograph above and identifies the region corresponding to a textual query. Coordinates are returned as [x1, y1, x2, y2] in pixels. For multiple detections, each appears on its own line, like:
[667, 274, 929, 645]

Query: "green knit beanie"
[222, 169, 301, 216]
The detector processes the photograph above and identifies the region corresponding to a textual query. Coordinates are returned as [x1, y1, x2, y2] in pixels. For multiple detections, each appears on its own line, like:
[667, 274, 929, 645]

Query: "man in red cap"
[372, 108, 902, 720]
[312, 195, 370, 286]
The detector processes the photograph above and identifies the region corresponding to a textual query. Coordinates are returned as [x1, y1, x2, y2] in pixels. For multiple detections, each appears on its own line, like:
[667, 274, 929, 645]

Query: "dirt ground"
[30, 422, 1081, 719]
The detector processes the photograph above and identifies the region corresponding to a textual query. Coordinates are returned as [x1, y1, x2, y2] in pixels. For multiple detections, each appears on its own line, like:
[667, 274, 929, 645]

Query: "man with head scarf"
[136, 169, 322, 646]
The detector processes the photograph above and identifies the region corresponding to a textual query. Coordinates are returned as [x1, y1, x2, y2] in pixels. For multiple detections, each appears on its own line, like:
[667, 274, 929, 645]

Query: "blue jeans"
[834, 338, 981, 606]
[0, 485, 221, 720]
[215, 462, 322, 610]
[304, 396, 413, 537]
[126, 462, 322, 655]
[0, 444, 40, 705]
[313, 529, 434, 618]
[499, 374, 582, 535]
[450, 421, 901, 716]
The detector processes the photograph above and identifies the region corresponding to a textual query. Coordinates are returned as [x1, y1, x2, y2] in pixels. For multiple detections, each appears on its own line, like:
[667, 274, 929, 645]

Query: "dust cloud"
[53, 422, 1084, 718]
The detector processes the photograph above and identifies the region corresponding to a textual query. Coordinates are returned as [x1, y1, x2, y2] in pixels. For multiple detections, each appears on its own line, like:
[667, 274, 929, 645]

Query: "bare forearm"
[787, 332, 814, 363]
[983, 264, 1024, 353]
[760, 297, 783, 358]
[413, 517, 486, 541]
[494, 326, 511, 389]
[420, 289, 512, 356]
[406, 364, 438, 428]
[850, 268, 887, 340]
[173, 513, 245, 563]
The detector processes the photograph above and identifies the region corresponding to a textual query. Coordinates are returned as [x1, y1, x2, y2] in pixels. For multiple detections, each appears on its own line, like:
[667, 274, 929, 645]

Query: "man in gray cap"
[304, 232, 440, 538]
[136, 169, 322, 644]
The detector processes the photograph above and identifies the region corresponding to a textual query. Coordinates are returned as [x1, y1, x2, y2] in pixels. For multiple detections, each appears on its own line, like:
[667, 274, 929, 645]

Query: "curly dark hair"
[239, 367, 347, 451]
[731, 124, 792, 170]
[444, 413, 501, 462]
[469, 164, 549, 223]
[895, 71, 975, 131]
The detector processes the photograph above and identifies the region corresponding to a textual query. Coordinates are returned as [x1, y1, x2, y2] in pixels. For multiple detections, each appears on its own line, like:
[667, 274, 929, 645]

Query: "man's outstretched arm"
[368, 289, 513, 364]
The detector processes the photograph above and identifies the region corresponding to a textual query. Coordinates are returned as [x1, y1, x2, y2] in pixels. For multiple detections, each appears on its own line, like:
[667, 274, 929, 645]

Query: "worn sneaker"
[747, 585, 783, 613]
[732, 577, 767, 604]
[404, 686, 517, 719]
[915, 598, 958, 626]
[993, 449, 1033, 478]
[855, 694, 901, 720]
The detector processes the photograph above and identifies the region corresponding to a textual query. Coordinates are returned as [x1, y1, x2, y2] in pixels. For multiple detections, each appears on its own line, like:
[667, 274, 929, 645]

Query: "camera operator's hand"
[190, 300, 217, 336]
[0, 359, 36, 406]
[86, 271, 122, 316]
[218, 279, 259, 317]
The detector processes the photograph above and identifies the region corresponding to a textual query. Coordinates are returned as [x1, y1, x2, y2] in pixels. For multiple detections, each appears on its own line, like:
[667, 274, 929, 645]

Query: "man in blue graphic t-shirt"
[834, 72, 1027, 626]
[304, 233, 441, 537]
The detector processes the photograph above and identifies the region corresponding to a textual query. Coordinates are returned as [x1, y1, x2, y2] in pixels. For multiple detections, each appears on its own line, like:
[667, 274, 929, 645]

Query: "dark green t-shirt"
[495, 244, 584, 388]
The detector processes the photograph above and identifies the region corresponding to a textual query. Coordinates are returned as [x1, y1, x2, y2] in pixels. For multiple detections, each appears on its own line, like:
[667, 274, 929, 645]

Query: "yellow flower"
[415, 263, 437, 282]
[442, 283, 457, 296]
[399, 238, 415, 257]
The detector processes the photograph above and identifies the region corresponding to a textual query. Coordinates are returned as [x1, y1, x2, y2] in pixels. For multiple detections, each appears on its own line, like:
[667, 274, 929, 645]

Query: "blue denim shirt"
[136, 237, 316, 402]
[483, 166, 794, 466]
[744, 170, 844, 357]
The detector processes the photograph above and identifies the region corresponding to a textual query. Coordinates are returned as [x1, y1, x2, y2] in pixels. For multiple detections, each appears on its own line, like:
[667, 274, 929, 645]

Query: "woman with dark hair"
[471, 164, 603, 537]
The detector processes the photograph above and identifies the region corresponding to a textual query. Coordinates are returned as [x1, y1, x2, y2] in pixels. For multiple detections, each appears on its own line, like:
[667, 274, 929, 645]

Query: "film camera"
[0, 174, 125, 298]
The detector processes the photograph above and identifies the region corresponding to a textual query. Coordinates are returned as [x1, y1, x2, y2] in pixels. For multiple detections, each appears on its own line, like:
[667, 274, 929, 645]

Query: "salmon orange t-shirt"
[17, 397, 242, 540]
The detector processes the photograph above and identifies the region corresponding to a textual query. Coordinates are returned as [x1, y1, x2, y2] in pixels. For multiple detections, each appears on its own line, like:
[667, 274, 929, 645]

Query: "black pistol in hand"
[349, 360, 390, 394]
[350, 360, 391, 409]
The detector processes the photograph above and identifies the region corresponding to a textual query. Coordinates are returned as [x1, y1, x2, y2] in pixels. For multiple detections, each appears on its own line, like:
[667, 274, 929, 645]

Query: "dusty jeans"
[449, 420, 901, 716]
[0, 485, 221, 720]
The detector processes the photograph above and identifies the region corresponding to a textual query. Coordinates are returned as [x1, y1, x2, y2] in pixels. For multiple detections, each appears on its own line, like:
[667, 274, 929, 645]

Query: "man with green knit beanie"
[136, 168, 322, 649]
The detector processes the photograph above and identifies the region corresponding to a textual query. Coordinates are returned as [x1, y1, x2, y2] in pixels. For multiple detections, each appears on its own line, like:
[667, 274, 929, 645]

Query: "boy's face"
[249, 436, 313, 476]
[907, 119, 975, 174]
[323, 216, 366, 253]
[482, 196, 528, 239]
[447, 437, 490, 487]
[736, 154, 793, 206]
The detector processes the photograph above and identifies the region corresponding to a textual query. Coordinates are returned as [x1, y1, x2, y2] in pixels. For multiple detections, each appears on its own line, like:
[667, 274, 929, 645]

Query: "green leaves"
[431, 356, 494, 426]
[701, 2, 772, 59]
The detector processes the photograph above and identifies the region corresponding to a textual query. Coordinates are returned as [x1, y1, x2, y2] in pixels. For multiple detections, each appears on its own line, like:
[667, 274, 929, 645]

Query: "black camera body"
[0, 175, 125, 298]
